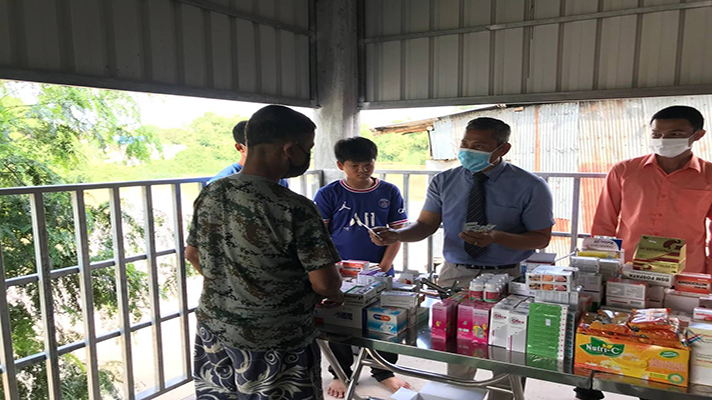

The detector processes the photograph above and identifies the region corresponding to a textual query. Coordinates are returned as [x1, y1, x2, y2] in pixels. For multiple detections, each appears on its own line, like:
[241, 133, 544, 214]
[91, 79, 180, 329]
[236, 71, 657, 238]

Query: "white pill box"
[606, 278, 648, 301]
[367, 306, 408, 335]
[526, 266, 574, 292]
[621, 265, 674, 287]
[380, 291, 420, 309]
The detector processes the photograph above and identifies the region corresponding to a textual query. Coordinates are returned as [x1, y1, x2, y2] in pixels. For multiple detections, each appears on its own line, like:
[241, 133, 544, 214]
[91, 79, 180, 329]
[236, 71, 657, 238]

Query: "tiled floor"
[169, 354, 636, 400]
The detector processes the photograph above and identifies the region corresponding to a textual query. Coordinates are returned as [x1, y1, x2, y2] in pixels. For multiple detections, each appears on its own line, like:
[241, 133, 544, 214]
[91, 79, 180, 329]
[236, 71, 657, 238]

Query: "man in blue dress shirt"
[372, 117, 554, 400]
[208, 121, 290, 187]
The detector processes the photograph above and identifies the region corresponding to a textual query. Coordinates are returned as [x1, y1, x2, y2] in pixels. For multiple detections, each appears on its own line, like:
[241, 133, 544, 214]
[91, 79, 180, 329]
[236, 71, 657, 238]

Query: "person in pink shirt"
[579, 106, 710, 400]
[591, 105, 711, 275]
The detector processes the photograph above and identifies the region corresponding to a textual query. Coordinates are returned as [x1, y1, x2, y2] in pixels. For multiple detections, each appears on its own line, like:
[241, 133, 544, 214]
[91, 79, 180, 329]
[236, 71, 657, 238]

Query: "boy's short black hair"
[245, 105, 316, 146]
[334, 137, 378, 163]
[651, 105, 705, 131]
[232, 121, 247, 145]
[466, 117, 511, 145]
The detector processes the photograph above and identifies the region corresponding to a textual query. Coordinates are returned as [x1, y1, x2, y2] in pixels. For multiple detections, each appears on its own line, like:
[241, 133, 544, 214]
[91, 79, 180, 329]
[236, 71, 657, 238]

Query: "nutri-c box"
[367, 306, 407, 335]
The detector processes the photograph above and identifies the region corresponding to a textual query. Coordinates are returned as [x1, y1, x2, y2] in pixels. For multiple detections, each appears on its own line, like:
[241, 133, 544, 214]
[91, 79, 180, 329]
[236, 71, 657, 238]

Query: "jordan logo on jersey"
[338, 201, 351, 212]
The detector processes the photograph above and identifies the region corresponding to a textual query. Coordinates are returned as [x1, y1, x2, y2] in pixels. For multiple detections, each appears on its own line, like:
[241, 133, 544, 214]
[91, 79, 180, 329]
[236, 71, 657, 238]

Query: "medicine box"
[648, 286, 666, 302]
[489, 303, 516, 348]
[367, 306, 407, 335]
[621, 265, 674, 287]
[314, 300, 375, 329]
[606, 296, 647, 309]
[431, 300, 457, 340]
[457, 300, 495, 345]
[534, 287, 582, 306]
[343, 282, 383, 306]
[675, 272, 712, 294]
[507, 305, 530, 353]
[689, 322, 712, 386]
[570, 256, 600, 272]
[578, 273, 603, 292]
[582, 236, 623, 252]
[527, 302, 569, 360]
[338, 260, 371, 276]
[633, 235, 686, 274]
[665, 289, 704, 314]
[380, 291, 420, 309]
[526, 266, 574, 292]
[509, 279, 533, 297]
[358, 270, 394, 289]
[694, 308, 712, 322]
[606, 278, 648, 301]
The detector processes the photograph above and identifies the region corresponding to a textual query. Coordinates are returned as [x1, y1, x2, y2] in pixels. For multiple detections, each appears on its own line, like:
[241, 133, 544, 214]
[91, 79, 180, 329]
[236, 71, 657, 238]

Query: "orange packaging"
[629, 309, 672, 331]
[338, 260, 370, 277]
[575, 333, 689, 387]
[674, 272, 712, 294]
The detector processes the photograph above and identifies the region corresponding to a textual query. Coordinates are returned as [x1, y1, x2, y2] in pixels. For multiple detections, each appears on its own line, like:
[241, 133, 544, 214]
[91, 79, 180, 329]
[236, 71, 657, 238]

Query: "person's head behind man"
[335, 137, 378, 186]
[244, 105, 316, 179]
[232, 121, 248, 165]
[650, 105, 706, 159]
[458, 117, 512, 173]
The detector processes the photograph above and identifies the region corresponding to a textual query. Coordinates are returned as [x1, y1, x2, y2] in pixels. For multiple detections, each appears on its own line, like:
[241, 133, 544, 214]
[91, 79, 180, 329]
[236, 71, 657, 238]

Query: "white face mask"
[649, 138, 692, 158]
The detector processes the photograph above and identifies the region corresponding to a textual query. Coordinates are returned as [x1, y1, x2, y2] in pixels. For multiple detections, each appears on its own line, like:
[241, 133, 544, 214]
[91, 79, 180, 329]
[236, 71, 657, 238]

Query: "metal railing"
[0, 168, 593, 399]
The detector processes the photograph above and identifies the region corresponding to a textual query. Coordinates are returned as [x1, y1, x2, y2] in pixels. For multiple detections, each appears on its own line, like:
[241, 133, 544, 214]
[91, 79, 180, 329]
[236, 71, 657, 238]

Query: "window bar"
[300, 174, 308, 197]
[29, 193, 62, 400]
[172, 184, 192, 380]
[142, 186, 166, 390]
[402, 174, 410, 270]
[569, 178, 582, 254]
[426, 174, 434, 279]
[0, 244, 19, 400]
[109, 188, 136, 400]
[71, 190, 101, 400]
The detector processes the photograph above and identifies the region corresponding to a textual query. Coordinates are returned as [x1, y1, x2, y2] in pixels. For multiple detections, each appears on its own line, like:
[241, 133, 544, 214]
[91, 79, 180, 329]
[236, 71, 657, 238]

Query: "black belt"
[456, 263, 517, 270]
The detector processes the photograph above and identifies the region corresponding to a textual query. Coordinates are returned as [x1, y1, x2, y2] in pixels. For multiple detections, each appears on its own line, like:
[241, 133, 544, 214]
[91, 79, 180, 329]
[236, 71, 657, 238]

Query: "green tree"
[0, 80, 157, 399]
[361, 124, 431, 165]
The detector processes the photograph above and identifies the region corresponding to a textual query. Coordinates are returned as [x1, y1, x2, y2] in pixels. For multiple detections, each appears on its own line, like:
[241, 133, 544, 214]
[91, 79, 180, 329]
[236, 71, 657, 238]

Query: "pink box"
[457, 300, 496, 345]
[431, 300, 458, 340]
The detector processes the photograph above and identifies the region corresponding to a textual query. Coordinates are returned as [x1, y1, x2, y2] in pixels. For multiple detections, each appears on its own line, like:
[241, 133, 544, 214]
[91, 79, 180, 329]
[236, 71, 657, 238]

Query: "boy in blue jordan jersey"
[314, 137, 410, 398]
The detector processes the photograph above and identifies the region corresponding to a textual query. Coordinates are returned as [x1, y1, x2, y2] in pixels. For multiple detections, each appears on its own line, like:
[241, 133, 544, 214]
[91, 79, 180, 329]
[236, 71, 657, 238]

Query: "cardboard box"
[535, 287, 582, 306]
[343, 282, 383, 306]
[694, 308, 712, 322]
[314, 300, 375, 329]
[367, 306, 407, 335]
[509, 279, 534, 297]
[571, 256, 601, 271]
[390, 382, 487, 400]
[606, 296, 647, 309]
[622, 265, 674, 287]
[665, 289, 704, 314]
[508, 305, 530, 353]
[527, 302, 569, 360]
[582, 237, 623, 251]
[489, 303, 516, 348]
[431, 300, 457, 340]
[675, 273, 712, 295]
[688, 322, 712, 386]
[358, 269, 394, 289]
[380, 291, 420, 309]
[633, 235, 686, 274]
[338, 260, 371, 276]
[575, 333, 690, 387]
[606, 278, 648, 301]
[599, 259, 623, 281]
[578, 273, 603, 292]
[527, 266, 575, 292]
[457, 300, 495, 345]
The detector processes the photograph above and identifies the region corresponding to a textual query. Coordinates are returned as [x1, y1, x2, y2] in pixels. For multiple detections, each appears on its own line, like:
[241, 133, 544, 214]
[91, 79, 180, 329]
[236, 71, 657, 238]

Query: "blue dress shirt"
[423, 161, 554, 266]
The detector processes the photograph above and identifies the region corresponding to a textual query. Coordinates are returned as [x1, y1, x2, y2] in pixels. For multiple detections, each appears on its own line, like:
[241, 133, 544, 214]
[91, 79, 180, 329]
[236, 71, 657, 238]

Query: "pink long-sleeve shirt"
[591, 154, 712, 273]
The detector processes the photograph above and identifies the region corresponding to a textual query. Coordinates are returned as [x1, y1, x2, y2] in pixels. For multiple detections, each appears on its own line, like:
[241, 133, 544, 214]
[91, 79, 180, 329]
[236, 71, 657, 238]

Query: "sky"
[133, 91, 465, 129]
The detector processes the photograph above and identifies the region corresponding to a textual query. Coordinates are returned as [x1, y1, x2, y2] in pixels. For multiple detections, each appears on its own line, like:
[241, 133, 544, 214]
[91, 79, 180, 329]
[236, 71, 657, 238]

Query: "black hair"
[245, 105, 316, 146]
[334, 137, 378, 163]
[651, 105, 704, 131]
[466, 117, 511, 145]
[232, 121, 247, 145]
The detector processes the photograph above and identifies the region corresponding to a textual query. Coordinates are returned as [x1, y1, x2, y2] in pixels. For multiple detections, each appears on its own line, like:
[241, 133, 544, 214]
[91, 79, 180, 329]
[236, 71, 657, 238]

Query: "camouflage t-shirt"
[187, 173, 341, 351]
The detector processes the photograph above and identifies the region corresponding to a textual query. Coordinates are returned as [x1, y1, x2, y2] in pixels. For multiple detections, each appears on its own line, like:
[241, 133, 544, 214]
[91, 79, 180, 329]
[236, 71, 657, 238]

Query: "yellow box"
[574, 333, 689, 387]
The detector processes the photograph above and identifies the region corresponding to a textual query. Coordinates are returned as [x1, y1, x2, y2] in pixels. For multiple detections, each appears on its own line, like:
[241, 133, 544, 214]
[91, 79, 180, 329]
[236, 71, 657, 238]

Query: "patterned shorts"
[193, 324, 323, 400]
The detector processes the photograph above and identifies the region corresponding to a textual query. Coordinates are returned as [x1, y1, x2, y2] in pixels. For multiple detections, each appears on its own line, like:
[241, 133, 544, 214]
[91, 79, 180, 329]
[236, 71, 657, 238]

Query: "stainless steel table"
[317, 297, 712, 400]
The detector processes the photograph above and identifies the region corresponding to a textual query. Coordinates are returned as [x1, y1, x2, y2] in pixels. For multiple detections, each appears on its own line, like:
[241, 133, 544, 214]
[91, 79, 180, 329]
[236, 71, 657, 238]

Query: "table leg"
[345, 348, 368, 400]
[317, 339, 366, 400]
[509, 374, 525, 400]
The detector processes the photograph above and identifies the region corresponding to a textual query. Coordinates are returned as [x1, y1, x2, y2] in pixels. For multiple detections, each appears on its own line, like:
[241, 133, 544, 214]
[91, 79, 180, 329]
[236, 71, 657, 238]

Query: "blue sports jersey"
[208, 162, 289, 187]
[314, 179, 408, 264]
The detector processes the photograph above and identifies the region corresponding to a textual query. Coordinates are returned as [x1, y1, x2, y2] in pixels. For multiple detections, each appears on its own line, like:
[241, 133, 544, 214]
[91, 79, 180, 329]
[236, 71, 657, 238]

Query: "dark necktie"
[464, 172, 488, 259]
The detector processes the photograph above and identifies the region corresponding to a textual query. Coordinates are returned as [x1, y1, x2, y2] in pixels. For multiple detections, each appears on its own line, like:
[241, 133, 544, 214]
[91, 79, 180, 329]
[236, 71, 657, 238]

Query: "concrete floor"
[166, 354, 636, 400]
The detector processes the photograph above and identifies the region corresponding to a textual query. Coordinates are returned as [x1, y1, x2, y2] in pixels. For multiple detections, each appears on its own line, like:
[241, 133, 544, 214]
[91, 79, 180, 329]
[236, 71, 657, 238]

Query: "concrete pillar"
[314, 0, 360, 186]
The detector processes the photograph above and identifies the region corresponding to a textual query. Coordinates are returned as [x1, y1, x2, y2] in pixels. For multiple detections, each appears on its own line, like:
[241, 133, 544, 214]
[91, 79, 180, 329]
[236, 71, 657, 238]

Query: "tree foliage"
[0, 80, 155, 399]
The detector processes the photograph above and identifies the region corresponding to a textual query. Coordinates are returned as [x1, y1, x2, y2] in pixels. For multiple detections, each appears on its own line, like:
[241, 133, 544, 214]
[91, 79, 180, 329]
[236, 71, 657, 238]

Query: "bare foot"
[327, 379, 347, 399]
[380, 376, 412, 393]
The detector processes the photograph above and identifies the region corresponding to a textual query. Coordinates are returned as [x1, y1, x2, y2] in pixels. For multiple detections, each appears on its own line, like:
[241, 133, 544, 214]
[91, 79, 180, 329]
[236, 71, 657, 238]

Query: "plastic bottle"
[484, 282, 501, 303]
[469, 281, 485, 300]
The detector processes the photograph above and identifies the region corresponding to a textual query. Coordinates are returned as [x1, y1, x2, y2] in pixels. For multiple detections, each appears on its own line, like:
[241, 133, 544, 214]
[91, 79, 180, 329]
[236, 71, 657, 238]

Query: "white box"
[621, 265, 674, 287]
[391, 382, 487, 400]
[507, 306, 529, 353]
[648, 285, 666, 302]
[694, 308, 712, 322]
[534, 288, 582, 306]
[606, 279, 648, 301]
[380, 291, 420, 309]
[343, 282, 383, 306]
[665, 289, 704, 314]
[367, 306, 408, 335]
[489, 303, 516, 348]
[314, 301, 375, 329]
[578, 273, 603, 292]
[606, 296, 646, 309]
[509, 280, 533, 297]
[689, 322, 712, 385]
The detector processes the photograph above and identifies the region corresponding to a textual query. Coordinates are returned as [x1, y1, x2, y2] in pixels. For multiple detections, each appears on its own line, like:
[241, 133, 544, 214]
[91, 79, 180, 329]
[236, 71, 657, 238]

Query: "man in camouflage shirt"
[186, 105, 344, 400]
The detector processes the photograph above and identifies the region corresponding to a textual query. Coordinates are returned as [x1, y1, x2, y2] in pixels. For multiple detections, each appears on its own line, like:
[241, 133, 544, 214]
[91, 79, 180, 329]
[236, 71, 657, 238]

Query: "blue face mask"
[458, 148, 497, 172]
